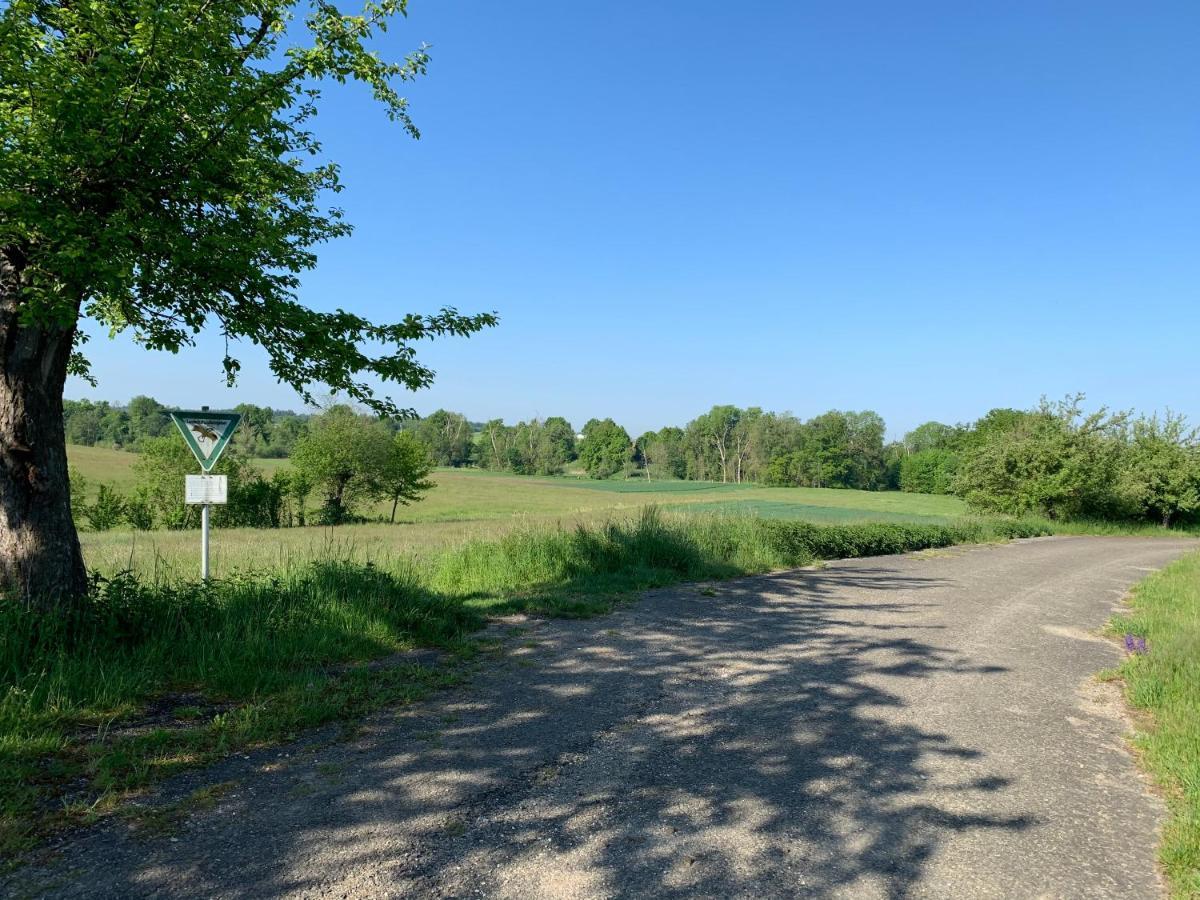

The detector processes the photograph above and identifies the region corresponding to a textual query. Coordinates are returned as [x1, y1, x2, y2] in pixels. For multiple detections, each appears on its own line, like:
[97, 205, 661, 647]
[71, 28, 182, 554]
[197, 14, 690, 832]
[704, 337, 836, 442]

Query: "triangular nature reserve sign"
[170, 410, 242, 472]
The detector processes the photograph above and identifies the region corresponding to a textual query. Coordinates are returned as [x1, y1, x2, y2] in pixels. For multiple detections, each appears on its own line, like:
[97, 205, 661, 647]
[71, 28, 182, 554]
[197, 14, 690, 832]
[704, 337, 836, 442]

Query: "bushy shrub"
[123, 497, 155, 531]
[226, 478, 284, 528]
[83, 484, 126, 531]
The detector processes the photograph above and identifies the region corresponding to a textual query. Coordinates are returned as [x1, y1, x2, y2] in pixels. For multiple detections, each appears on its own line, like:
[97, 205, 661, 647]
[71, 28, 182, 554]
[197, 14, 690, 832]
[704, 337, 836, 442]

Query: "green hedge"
[757, 518, 1048, 562]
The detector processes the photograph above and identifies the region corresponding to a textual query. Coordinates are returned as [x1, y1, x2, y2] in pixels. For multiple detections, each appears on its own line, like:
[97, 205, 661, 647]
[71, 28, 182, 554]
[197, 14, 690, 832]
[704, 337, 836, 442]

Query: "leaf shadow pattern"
[7, 562, 1037, 899]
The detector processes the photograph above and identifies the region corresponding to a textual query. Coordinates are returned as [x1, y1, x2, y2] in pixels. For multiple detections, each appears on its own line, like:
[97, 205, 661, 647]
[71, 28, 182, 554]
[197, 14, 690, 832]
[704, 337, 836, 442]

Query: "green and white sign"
[170, 410, 241, 472]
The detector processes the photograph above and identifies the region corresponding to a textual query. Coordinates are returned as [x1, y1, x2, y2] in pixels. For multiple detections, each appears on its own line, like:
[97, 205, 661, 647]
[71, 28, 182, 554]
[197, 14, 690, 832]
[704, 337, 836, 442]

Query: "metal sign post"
[173, 408, 241, 580]
[202, 504, 210, 580]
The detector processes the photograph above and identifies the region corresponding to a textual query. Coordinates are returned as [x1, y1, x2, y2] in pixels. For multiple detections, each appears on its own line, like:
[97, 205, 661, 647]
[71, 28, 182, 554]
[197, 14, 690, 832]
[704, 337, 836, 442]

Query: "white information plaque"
[185, 474, 228, 505]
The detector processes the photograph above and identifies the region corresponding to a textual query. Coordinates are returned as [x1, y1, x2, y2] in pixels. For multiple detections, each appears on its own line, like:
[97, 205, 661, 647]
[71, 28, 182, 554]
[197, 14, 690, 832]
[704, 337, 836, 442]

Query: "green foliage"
[430, 509, 1050, 614]
[636, 427, 688, 480]
[291, 406, 394, 524]
[1120, 414, 1200, 528]
[411, 410, 475, 467]
[66, 397, 311, 456]
[0, 0, 496, 412]
[68, 466, 89, 523]
[82, 484, 126, 532]
[899, 449, 960, 494]
[131, 437, 266, 529]
[955, 397, 1129, 520]
[903, 420, 965, 453]
[474, 416, 576, 475]
[753, 409, 887, 490]
[577, 418, 633, 479]
[381, 431, 435, 522]
[1109, 552, 1200, 896]
[271, 469, 314, 528]
[0, 560, 479, 855]
[756, 517, 1045, 561]
[954, 397, 1200, 526]
[123, 497, 154, 531]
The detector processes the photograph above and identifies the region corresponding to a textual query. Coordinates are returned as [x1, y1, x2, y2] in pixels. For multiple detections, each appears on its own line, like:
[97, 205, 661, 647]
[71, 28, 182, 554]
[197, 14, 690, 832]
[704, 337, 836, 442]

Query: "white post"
[201, 503, 211, 580]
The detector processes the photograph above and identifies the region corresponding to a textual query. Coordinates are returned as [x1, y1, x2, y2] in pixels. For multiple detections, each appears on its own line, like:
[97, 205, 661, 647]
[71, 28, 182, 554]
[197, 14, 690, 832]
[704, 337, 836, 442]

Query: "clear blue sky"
[71, 0, 1200, 438]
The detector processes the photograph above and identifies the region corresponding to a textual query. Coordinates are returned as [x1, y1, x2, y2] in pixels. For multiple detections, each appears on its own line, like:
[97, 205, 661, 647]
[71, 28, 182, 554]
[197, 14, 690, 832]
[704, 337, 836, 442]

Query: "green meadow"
[67, 446, 968, 577]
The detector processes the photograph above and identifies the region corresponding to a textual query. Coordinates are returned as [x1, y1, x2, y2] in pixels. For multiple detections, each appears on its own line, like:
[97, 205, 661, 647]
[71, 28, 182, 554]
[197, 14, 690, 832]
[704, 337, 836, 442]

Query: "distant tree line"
[66, 394, 1200, 529]
[64, 397, 311, 457]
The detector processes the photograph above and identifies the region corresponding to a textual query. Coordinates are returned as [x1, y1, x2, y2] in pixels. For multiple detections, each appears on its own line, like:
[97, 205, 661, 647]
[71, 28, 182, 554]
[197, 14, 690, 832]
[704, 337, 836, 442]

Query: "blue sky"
[71, 0, 1200, 438]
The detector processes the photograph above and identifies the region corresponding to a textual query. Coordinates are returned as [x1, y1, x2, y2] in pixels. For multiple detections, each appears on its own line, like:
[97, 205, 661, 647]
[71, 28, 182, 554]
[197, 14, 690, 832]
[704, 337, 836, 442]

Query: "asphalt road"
[7, 536, 1196, 899]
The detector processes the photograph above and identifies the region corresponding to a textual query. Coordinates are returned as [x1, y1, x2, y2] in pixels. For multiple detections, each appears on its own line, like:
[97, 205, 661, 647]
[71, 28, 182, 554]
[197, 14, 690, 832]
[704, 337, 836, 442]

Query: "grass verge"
[1109, 551, 1200, 898]
[1, 510, 1049, 862]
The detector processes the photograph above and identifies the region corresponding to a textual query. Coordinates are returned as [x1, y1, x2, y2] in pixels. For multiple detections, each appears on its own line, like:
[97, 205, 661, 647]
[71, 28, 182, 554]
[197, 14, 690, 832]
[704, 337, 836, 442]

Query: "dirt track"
[7, 535, 1195, 899]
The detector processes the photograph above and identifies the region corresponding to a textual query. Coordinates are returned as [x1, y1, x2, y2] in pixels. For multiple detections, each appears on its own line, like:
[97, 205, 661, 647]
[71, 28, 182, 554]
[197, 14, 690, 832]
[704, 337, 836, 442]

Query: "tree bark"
[0, 248, 89, 607]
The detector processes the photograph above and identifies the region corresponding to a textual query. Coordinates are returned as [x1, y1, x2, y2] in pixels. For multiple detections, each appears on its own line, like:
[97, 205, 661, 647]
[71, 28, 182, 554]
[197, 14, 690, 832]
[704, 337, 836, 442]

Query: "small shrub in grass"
[83, 484, 126, 532]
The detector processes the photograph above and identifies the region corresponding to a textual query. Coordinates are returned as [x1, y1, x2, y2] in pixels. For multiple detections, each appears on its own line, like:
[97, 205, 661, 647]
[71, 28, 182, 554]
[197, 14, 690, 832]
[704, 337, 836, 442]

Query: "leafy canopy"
[0, 0, 495, 412]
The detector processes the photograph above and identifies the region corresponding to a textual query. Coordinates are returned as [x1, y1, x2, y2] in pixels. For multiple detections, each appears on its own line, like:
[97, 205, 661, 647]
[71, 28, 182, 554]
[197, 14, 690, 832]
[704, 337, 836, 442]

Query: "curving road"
[8, 536, 1196, 899]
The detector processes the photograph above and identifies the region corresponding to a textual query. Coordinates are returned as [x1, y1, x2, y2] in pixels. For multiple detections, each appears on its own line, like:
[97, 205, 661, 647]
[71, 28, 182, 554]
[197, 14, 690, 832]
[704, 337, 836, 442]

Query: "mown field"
[67, 445, 968, 578]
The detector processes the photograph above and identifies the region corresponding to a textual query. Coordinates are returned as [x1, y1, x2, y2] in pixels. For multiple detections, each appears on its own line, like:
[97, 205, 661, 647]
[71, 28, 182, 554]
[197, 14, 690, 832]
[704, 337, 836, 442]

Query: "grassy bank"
[1109, 551, 1200, 897]
[2, 512, 1047, 860]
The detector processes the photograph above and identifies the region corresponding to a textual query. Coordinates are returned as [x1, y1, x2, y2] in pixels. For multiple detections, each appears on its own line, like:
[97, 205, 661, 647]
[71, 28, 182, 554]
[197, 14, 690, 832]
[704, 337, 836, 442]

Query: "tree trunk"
[390, 495, 399, 523]
[0, 249, 89, 607]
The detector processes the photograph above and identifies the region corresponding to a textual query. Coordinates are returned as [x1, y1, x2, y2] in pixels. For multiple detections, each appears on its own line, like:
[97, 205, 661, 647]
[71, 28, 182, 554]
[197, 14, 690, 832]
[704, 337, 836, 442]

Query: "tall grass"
[0, 562, 479, 859]
[1109, 551, 1200, 897]
[427, 510, 1048, 616]
[0, 510, 1049, 861]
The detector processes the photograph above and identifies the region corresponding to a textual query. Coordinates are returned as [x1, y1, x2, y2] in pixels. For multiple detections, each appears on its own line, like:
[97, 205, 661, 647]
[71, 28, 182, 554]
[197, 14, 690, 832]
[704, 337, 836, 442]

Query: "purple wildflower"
[1123, 633, 1149, 655]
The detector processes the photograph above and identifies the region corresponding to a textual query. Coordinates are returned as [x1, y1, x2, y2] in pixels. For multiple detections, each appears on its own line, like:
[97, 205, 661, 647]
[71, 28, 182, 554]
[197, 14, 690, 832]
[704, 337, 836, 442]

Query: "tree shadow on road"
[8, 562, 1035, 898]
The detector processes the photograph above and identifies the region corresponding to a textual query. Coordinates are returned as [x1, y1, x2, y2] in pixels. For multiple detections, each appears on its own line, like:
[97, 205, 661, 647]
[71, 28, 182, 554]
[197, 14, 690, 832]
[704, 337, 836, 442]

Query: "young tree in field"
[291, 406, 393, 525]
[379, 432, 434, 523]
[0, 1, 496, 604]
[232, 404, 276, 457]
[1120, 413, 1200, 527]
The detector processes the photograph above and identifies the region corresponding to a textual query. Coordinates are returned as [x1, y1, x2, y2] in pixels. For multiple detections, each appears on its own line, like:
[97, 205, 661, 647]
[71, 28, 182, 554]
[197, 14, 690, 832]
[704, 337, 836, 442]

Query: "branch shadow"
[11, 562, 1036, 898]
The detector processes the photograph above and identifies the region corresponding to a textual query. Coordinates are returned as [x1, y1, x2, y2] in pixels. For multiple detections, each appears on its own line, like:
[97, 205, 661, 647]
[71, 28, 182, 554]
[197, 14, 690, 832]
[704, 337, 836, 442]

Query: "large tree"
[0, 1, 495, 605]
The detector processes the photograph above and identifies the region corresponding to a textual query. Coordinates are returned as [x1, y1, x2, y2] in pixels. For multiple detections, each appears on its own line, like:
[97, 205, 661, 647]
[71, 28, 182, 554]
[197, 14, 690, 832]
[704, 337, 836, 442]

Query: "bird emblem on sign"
[190, 422, 221, 443]
[171, 410, 242, 471]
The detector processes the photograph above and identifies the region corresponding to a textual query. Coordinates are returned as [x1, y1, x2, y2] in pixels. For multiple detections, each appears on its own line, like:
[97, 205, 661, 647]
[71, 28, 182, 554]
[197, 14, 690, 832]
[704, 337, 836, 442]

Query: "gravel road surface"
[7, 535, 1195, 899]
